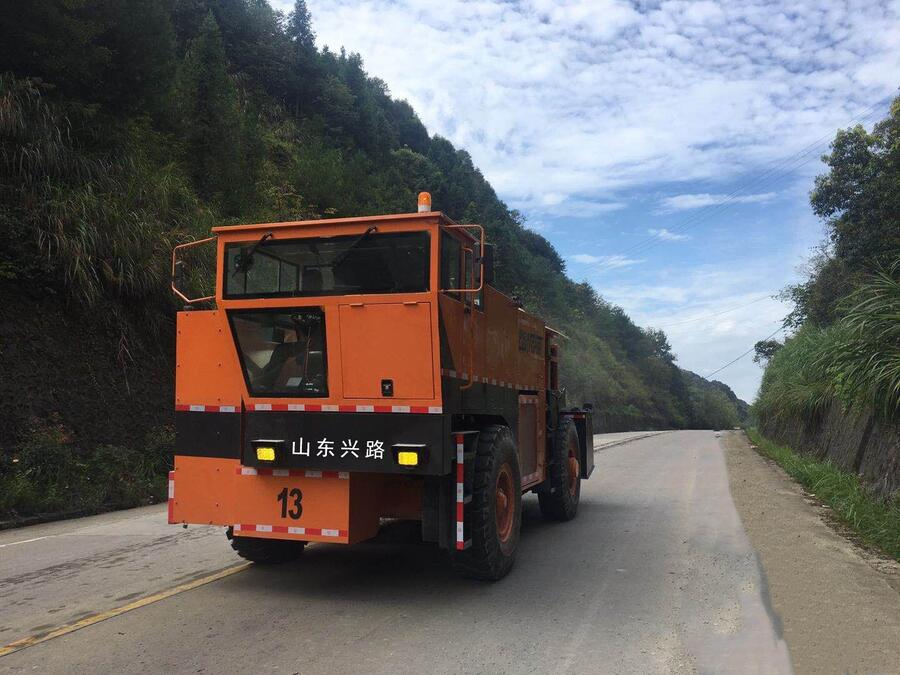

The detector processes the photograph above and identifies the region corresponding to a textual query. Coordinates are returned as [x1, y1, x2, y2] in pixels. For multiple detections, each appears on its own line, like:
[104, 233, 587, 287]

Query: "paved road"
[1, 431, 792, 673]
[593, 430, 669, 450]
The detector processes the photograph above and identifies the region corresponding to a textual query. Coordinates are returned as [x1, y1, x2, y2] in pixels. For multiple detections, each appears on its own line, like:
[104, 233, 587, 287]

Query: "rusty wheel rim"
[495, 463, 515, 543]
[567, 444, 580, 498]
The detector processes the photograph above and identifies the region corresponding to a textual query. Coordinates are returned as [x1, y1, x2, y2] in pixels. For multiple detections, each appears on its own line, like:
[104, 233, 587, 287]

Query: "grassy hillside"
[0, 0, 744, 520]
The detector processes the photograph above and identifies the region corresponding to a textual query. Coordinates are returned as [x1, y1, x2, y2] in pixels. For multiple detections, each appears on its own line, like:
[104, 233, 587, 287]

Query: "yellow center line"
[0, 562, 252, 658]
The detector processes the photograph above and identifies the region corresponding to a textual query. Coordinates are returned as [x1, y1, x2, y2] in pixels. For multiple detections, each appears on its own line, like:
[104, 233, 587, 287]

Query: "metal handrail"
[439, 224, 485, 294]
[171, 237, 216, 305]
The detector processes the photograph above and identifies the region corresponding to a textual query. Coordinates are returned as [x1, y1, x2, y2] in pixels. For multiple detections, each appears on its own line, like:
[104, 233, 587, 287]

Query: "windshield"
[223, 231, 430, 298]
[229, 309, 327, 397]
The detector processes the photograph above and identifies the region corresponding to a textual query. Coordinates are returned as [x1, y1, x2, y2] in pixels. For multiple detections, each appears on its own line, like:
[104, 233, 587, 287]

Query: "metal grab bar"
[171, 237, 216, 305]
[439, 224, 485, 294]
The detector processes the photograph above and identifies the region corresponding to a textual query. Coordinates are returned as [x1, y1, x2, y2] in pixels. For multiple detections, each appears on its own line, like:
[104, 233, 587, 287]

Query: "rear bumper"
[169, 456, 380, 544]
[175, 409, 451, 475]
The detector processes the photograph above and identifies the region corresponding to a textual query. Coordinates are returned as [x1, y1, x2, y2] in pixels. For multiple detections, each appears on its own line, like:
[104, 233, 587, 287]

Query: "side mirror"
[173, 260, 185, 292]
[480, 243, 495, 285]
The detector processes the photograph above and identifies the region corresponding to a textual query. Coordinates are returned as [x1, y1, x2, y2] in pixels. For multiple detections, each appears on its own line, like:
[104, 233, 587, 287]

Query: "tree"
[286, 0, 319, 116]
[287, 0, 315, 51]
[780, 96, 900, 329]
[644, 328, 675, 363]
[693, 388, 739, 429]
[811, 99, 900, 270]
[753, 339, 783, 364]
[0, 0, 111, 100]
[177, 12, 244, 212]
[103, 0, 177, 116]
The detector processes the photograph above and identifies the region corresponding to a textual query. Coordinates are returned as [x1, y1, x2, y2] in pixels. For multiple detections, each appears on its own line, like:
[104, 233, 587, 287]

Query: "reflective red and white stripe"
[455, 433, 466, 551]
[250, 403, 442, 414]
[167, 471, 175, 524]
[441, 369, 539, 392]
[234, 467, 349, 479]
[177, 403, 443, 414]
[175, 404, 239, 413]
[233, 524, 347, 538]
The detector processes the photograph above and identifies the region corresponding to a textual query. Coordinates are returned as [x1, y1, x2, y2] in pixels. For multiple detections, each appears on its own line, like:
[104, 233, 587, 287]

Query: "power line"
[600, 95, 895, 268]
[620, 97, 890, 258]
[655, 294, 773, 328]
[705, 324, 784, 379]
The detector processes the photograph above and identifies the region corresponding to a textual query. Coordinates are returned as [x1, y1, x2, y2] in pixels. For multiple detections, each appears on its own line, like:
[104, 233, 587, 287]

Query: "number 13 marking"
[277, 487, 303, 520]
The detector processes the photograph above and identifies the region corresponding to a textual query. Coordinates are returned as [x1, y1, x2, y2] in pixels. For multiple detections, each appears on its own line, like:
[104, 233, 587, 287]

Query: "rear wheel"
[451, 425, 522, 581]
[538, 417, 581, 521]
[227, 529, 306, 564]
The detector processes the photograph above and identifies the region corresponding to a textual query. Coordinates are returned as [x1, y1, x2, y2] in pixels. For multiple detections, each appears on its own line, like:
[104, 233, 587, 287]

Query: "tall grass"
[755, 259, 900, 423]
[826, 262, 900, 419]
[1, 75, 213, 307]
[747, 429, 900, 561]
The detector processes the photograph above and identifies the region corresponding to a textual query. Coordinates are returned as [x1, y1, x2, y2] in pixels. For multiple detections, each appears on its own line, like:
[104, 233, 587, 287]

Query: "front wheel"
[538, 417, 581, 521]
[451, 425, 522, 581]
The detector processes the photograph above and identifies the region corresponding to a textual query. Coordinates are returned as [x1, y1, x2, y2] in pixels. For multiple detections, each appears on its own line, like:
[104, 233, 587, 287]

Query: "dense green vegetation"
[0, 0, 743, 520]
[756, 266, 900, 424]
[754, 99, 900, 427]
[747, 429, 900, 561]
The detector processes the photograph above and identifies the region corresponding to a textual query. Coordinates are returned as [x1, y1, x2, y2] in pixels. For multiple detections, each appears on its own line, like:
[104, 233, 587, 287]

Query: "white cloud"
[659, 192, 777, 212]
[528, 198, 627, 217]
[595, 255, 644, 270]
[648, 228, 690, 241]
[286, 0, 897, 209]
[570, 253, 643, 270]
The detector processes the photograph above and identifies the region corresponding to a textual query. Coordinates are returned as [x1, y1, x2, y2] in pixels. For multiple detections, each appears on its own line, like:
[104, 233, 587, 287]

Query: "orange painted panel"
[175, 311, 243, 408]
[171, 456, 381, 544]
[339, 302, 434, 399]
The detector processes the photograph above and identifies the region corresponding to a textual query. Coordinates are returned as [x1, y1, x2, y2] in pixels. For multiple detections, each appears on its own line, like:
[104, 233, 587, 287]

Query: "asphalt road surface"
[0, 430, 893, 674]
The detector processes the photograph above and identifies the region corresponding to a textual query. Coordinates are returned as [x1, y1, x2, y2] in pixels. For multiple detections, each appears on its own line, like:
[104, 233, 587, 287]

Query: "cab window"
[440, 231, 462, 296]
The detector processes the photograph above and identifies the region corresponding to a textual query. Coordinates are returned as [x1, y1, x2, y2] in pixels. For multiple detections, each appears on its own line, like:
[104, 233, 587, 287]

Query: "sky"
[273, 0, 899, 402]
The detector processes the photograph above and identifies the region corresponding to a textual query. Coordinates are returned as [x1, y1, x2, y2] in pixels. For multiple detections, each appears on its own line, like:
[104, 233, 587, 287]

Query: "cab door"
[338, 302, 435, 400]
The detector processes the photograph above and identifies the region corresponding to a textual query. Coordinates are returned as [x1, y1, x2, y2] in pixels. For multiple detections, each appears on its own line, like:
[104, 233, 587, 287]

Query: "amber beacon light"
[417, 191, 432, 212]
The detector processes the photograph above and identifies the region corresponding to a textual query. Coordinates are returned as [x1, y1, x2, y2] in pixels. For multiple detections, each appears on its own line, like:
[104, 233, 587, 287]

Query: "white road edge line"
[0, 536, 50, 548]
[592, 430, 672, 452]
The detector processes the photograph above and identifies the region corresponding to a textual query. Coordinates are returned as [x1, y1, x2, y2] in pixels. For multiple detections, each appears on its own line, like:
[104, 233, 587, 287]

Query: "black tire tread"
[451, 425, 522, 581]
[538, 417, 581, 521]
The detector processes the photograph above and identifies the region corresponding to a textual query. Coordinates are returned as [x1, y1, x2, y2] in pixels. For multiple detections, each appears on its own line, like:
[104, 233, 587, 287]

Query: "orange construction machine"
[169, 194, 594, 579]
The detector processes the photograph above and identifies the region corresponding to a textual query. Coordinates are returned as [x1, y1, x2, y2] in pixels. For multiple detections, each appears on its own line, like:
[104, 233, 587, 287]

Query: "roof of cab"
[211, 210, 456, 234]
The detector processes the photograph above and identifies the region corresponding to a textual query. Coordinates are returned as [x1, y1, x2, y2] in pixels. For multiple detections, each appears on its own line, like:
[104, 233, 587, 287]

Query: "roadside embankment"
[758, 402, 900, 500]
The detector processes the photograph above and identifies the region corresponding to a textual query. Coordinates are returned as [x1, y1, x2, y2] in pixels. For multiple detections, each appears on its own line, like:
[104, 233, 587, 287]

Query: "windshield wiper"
[332, 226, 377, 268]
[233, 232, 274, 275]
[232, 232, 274, 277]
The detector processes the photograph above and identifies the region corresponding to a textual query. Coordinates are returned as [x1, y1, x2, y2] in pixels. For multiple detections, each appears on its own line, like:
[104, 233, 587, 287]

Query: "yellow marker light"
[397, 451, 419, 466]
[256, 446, 276, 462]
[417, 191, 432, 212]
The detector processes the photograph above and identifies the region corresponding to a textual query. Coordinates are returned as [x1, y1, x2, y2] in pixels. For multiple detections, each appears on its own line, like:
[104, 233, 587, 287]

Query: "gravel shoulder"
[722, 431, 900, 675]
